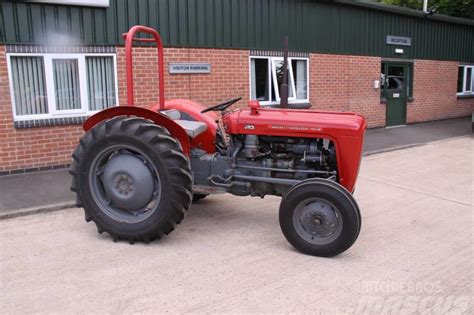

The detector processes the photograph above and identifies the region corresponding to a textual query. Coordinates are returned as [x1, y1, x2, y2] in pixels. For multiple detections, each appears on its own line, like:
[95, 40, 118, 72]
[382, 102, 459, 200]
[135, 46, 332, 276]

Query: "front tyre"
[279, 179, 361, 257]
[70, 116, 193, 244]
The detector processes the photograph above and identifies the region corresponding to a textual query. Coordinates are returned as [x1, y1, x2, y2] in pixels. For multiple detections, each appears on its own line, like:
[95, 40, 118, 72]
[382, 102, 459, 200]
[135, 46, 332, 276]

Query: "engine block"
[191, 135, 337, 198]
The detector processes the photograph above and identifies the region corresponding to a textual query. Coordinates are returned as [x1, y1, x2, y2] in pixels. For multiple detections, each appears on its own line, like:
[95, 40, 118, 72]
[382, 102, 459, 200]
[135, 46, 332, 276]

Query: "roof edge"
[332, 0, 474, 27]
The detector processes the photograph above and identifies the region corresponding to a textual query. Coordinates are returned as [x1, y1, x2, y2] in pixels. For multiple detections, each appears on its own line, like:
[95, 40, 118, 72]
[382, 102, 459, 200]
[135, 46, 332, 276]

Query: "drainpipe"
[423, 0, 428, 13]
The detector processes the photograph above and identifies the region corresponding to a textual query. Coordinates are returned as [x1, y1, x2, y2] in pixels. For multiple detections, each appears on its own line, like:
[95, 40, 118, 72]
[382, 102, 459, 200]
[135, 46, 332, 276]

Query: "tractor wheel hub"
[114, 174, 134, 195]
[101, 153, 155, 211]
[298, 200, 340, 238]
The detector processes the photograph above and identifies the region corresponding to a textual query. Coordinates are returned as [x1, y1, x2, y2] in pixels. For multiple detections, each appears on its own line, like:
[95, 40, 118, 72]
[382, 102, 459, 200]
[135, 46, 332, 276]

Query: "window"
[457, 65, 474, 95]
[10, 56, 48, 116]
[86, 57, 117, 111]
[7, 53, 118, 121]
[250, 57, 308, 105]
[53, 59, 81, 111]
[380, 62, 413, 100]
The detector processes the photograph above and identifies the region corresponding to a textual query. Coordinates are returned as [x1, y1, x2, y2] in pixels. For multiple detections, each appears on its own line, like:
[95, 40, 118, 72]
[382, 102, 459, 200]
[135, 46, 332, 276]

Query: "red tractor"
[71, 26, 366, 257]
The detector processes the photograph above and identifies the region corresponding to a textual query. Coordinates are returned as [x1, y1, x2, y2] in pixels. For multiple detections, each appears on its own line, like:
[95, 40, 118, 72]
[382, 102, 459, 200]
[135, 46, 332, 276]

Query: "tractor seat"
[160, 109, 208, 138]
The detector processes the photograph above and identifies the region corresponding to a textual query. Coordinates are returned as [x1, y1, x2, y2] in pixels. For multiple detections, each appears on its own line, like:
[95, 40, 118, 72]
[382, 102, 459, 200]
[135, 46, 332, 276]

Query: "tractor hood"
[224, 107, 367, 139]
[224, 107, 367, 193]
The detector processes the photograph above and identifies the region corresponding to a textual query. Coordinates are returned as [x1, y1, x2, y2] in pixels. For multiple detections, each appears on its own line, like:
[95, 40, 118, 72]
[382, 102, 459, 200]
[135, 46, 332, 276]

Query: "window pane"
[292, 59, 307, 100]
[471, 68, 474, 92]
[250, 58, 269, 101]
[270, 71, 277, 102]
[86, 56, 116, 111]
[388, 66, 404, 76]
[53, 59, 81, 110]
[386, 65, 404, 92]
[465, 67, 472, 92]
[457, 67, 464, 93]
[273, 59, 294, 98]
[11, 56, 48, 115]
[388, 77, 404, 90]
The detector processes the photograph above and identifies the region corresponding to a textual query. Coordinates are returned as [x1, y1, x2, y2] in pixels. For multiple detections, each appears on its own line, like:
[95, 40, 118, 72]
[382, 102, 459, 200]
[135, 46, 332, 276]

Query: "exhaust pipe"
[280, 36, 289, 108]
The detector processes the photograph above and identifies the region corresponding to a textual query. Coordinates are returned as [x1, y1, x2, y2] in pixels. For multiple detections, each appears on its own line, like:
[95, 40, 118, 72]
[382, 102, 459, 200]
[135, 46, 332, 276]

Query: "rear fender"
[83, 106, 191, 155]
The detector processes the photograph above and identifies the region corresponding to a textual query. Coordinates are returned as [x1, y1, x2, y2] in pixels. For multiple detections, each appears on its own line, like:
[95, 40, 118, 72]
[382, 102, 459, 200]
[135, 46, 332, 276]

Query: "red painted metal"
[223, 107, 367, 192]
[85, 25, 366, 193]
[83, 106, 191, 154]
[122, 25, 165, 110]
[150, 99, 219, 153]
[248, 100, 261, 115]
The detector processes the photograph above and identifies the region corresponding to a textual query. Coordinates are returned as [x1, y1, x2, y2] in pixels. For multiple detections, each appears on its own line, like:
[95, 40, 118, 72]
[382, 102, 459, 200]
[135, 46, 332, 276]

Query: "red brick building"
[0, 0, 472, 174]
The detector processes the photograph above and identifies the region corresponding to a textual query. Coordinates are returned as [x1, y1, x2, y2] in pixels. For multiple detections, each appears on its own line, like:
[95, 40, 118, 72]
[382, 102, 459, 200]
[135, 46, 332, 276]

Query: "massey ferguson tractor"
[70, 26, 366, 257]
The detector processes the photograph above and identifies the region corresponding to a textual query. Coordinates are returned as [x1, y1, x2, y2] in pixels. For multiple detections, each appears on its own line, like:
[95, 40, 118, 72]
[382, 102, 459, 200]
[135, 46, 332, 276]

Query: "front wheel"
[279, 179, 361, 257]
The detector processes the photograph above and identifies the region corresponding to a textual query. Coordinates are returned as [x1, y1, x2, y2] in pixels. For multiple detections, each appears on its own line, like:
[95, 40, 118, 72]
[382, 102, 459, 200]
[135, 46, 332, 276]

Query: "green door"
[384, 64, 407, 127]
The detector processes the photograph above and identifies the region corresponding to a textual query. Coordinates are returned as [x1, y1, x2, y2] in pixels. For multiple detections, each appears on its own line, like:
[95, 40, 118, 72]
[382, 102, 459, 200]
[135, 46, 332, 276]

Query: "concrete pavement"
[0, 116, 471, 218]
[1, 137, 472, 313]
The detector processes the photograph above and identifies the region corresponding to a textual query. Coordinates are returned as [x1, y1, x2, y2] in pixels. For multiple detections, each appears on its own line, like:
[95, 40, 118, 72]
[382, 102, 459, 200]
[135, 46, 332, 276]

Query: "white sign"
[386, 35, 411, 46]
[169, 63, 211, 74]
[373, 80, 380, 89]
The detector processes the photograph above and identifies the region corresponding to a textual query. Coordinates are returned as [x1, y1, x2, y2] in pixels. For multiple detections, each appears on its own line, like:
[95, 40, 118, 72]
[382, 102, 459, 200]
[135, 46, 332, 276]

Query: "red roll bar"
[122, 25, 165, 110]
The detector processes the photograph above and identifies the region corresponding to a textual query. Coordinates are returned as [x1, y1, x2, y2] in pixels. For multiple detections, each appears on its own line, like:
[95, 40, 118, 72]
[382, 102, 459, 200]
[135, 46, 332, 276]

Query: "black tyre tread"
[279, 178, 361, 257]
[70, 116, 193, 244]
[119, 117, 148, 131]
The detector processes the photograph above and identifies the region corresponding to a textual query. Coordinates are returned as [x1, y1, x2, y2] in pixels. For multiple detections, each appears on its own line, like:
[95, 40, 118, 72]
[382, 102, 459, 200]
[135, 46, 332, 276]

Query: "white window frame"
[7, 52, 119, 121]
[249, 56, 309, 106]
[457, 65, 474, 96]
[271, 57, 296, 101]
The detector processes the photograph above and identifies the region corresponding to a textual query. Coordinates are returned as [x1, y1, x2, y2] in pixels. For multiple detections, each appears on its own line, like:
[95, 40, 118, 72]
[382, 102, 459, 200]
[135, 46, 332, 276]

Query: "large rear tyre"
[279, 179, 361, 257]
[70, 116, 193, 244]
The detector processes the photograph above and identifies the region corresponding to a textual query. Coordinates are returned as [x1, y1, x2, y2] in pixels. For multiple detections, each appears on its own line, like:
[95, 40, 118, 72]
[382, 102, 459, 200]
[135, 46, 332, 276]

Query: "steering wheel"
[201, 97, 242, 113]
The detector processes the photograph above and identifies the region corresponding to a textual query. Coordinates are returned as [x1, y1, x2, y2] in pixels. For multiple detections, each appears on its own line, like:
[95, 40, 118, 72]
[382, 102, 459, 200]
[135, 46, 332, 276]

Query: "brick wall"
[0, 44, 471, 173]
[408, 60, 473, 123]
[116, 47, 249, 109]
[310, 53, 385, 127]
[0, 46, 249, 173]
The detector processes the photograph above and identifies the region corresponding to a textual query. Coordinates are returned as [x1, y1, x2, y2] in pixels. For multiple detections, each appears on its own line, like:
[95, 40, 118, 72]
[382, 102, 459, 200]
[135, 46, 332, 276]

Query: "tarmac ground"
[1, 136, 472, 313]
[363, 116, 471, 154]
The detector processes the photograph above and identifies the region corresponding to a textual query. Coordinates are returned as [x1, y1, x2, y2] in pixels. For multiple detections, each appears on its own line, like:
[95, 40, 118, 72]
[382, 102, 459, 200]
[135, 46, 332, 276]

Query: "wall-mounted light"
[423, 0, 437, 16]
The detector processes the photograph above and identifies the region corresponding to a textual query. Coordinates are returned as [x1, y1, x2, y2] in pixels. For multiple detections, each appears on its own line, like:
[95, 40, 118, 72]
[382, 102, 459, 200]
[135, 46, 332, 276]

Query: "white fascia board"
[24, 0, 109, 8]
